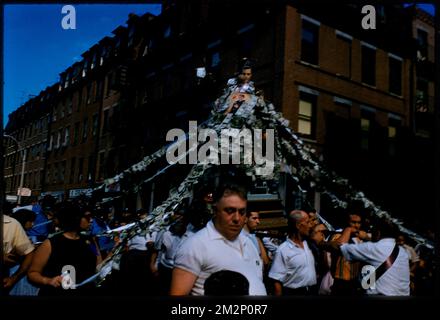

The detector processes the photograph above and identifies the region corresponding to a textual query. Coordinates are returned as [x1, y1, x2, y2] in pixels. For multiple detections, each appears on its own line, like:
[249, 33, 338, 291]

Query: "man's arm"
[3, 251, 34, 289]
[28, 239, 62, 288]
[169, 267, 197, 296]
[273, 280, 283, 296]
[257, 237, 270, 266]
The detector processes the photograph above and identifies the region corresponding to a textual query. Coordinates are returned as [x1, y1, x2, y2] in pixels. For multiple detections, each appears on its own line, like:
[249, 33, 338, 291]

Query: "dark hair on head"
[204, 270, 249, 295]
[4, 202, 16, 216]
[81, 206, 93, 215]
[372, 217, 399, 239]
[12, 209, 36, 228]
[246, 203, 259, 217]
[136, 208, 148, 217]
[187, 199, 212, 230]
[213, 183, 247, 203]
[346, 200, 367, 220]
[239, 57, 254, 71]
[54, 201, 83, 232]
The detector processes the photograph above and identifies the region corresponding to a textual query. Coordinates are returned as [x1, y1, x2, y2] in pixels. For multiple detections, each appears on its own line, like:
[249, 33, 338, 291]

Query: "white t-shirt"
[127, 234, 149, 251]
[341, 238, 410, 296]
[269, 238, 317, 289]
[174, 220, 267, 296]
[159, 230, 183, 269]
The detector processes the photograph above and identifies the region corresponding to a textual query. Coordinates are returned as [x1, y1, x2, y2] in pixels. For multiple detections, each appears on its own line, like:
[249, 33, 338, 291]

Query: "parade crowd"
[2, 179, 435, 297]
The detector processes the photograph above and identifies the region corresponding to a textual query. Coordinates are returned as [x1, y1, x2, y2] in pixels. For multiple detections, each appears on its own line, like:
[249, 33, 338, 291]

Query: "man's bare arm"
[169, 267, 197, 296]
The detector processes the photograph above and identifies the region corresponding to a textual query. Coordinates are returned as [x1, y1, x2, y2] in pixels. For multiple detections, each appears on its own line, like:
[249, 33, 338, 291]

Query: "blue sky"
[3, 4, 161, 127]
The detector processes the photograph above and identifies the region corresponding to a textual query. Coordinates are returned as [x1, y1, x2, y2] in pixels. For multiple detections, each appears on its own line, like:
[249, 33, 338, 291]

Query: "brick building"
[4, 85, 55, 201]
[3, 2, 435, 228]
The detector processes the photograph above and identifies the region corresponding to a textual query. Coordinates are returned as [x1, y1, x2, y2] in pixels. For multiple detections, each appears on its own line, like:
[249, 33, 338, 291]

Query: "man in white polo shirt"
[170, 183, 267, 295]
[336, 217, 410, 296]
[269, 210, 317, 295]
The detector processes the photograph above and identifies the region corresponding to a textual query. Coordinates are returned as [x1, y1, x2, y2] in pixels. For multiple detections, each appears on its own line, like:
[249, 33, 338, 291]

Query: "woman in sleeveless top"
[28, 202, 101, 296]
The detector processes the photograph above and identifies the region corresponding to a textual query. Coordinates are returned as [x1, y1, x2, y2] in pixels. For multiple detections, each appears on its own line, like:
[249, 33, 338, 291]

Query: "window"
[360, 118, 370, 150]
[416, 79, 429, 113]
[59, 76, 65, 91]
[360, 108, 375, 151]
[55, 130, 62, 149]
[98, 152, 105, 180]
[82, 60, 89, 78]
[70, 157, 76, 184]
[298, 92, 317, 139]
[106, 73, 115, 96]
[52, 107, 57, 122]
[103, 109, 109, 133]
[64, 73, 70, 88]
[88, 155, 94, 182]
[210, 52, 221, 68]
[66, 96, 73, 114]
[86, 83, 92, 104]
[301, 18, 320, 65]
[239, 31, 255, 59]
[92, 114, 98, 136]
[335, 31, 352, 78]
[417, 28, 428, 60]
[96, 80, 103, 100]
[361, 44, 376, 86]
[128, 26, 135, 46]
[48, 134, 54, 151]
[73, 122, 80, 145]
[78, 158, 84, 182]
[164, 25, 171, 38]
[40, 170, 44, 187]
[63, 126, 70, 147]
[53, 163, 59, 183]
[77, 89, 82, 111]
[100, 46, 107, 66]
[388, 116, 401, 156]
[82, 118, 88, 142]
[59, 102, 65, 119]
[389, 55, 402, 96]
[91, 53, 97, 70]
[60, 161, 66, 181]
[114, 38, 121, 56]
[35, 170, 40, 188]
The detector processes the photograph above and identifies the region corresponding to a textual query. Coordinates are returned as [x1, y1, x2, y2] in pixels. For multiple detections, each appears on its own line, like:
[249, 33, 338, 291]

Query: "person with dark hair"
[243, 210, 270, 267]
[331, 217, 410, 296]
[204, 270, 250, 295]
[269, 210, 317, 295]
[226, 59, 255, 94]
[170, 183, 266, 295]
[12, 209, 36, 232]
[329, 206, 371, 296]
[28, 202, 101, 295]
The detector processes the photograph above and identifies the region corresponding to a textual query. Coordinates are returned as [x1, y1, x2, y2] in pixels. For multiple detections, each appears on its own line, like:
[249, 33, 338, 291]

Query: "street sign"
[6, 195, 18, 202]
[17, 187, 32, 197]
[69, 188, 93, 198]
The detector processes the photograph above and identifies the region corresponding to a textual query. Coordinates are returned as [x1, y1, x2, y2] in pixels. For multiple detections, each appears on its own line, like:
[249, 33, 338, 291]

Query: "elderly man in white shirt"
[334, 217, 410, 296]
[269, 210, 317, 295]
[170, 183, 267, 296]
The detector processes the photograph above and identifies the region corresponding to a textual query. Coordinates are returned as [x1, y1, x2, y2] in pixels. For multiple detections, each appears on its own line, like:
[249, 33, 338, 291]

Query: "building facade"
[3, 2, 435, 226]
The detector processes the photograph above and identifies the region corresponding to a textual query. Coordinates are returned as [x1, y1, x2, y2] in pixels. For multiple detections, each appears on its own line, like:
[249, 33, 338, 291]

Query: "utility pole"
[4, 134, 26, 205]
